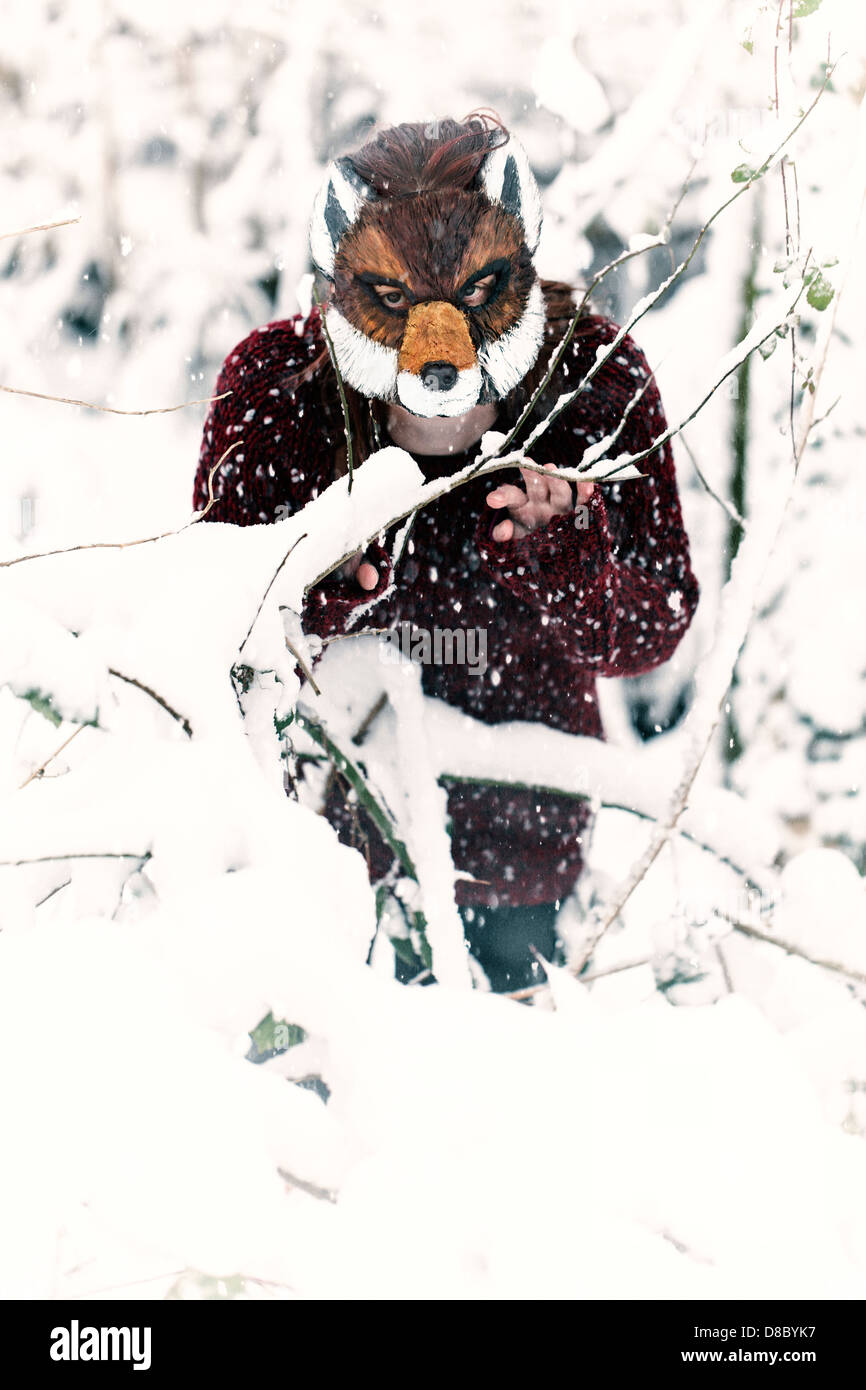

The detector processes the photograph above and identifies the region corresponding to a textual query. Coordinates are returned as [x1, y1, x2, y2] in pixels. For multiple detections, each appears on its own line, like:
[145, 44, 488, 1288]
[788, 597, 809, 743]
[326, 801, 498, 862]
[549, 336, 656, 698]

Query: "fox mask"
[309, 137, 546, 418]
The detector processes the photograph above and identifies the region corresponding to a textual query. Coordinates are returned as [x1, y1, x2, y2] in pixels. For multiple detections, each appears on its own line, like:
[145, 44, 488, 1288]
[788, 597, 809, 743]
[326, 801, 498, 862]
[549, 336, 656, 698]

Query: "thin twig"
[0, 383, 231, 417]
[319, 627, 390, 647]
[0, 214, 81, 242]
[506, 954, 653, 1003]
[277, 1167, 338, 1204]
[312, 285, 354, 492]
[478, 233, 670, 465]
[680, 433, 747, 530]
[198, 440, 244, 517]
[663, 155, 699, 239]
[238, 533, 307, 656]
[352, 692, 387, 746]
[78, 1270, 186, 1298]
[35, 878, 71, 908]
[108, 669, 193, 737]
[715, 942, 735, 994]
[731, 919, 866, 989]
[0, 438, 242, 569]
[284, 635, 320, 696]
[0, 852, 150, 866]
[809, 394, 842, 431]
[18, 724, 86, 788]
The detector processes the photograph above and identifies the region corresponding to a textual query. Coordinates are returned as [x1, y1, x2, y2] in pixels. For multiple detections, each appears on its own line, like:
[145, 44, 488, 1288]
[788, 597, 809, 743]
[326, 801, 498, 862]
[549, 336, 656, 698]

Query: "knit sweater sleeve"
[192, 313, 392, 641]
[475, 319, 699, 678]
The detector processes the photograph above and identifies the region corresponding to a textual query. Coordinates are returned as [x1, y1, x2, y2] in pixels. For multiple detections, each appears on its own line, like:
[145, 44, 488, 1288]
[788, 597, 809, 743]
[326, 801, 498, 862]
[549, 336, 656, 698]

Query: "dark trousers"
[460, 902, 559, 993]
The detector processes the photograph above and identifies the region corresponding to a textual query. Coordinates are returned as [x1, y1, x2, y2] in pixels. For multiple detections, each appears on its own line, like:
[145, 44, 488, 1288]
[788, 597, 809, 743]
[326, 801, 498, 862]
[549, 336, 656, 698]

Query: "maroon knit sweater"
[193, 306, 699, 908]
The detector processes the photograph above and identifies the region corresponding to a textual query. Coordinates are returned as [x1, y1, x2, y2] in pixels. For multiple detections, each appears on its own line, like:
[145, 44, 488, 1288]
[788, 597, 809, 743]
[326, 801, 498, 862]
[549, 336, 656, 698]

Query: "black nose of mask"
[421, 361, 459, 391]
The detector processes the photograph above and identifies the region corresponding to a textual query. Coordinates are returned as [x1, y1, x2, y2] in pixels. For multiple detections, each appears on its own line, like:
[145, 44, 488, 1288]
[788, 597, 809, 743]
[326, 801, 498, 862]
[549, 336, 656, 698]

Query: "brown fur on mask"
[332, 190, 536, 353]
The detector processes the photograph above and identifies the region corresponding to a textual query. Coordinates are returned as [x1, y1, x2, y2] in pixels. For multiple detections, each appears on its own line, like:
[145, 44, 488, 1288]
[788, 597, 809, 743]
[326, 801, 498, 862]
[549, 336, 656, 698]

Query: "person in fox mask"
[193, 114, 699, 991]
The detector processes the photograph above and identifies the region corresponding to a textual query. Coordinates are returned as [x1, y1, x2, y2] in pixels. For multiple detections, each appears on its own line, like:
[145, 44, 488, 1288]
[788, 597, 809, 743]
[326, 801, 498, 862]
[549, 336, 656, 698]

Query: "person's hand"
[486, 463, 595, 542]
[340, 551, 379, 590]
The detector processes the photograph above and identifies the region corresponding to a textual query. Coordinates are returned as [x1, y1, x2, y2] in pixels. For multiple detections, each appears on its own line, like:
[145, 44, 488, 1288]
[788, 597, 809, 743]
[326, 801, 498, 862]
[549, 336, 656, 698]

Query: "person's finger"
[536, 463, 570, 512]
[520, 466, 550, 499]
[575, 480, 596, 503]
[487, 483, 529, 510]
[548, 479, 574, 512]
[491, 516, 515, 542]
[356, 561, 379, 590]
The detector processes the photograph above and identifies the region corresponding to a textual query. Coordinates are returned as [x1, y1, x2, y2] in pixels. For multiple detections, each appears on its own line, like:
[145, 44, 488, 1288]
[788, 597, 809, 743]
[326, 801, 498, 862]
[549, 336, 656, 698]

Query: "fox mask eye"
[366, 262, 506, 314]
[456, 259, 510, 309]
[376, 286, 409, 309]
[365, 279, 412, 311]
[459, 272, 496, 307]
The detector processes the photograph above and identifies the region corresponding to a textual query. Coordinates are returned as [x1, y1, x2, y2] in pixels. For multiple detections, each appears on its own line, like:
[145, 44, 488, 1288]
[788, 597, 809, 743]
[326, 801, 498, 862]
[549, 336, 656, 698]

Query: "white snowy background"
[1, 0, 865, 1299]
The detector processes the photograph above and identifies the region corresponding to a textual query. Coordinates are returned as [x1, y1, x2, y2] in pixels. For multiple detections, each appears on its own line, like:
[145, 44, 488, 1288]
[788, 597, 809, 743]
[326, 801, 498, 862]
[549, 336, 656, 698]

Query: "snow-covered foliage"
[1, 0, 865, 1299]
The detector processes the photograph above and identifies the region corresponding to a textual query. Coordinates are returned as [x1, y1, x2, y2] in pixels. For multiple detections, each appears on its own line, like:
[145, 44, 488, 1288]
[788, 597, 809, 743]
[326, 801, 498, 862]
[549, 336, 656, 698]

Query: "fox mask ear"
[309, 158, 375, 279]
[477, 136, 543, 255]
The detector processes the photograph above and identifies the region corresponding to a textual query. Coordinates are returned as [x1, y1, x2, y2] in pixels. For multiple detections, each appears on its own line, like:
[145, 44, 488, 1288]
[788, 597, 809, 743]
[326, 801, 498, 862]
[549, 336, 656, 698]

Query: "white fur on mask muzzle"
[396, 365, 483, 418]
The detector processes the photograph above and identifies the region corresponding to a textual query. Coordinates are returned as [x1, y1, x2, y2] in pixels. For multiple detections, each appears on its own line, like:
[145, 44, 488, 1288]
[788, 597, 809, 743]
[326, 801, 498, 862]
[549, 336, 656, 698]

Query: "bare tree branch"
[481, 231, 670, 464]
[0, 852, 150, 866]
[0, 214, 81, 242]
[681, 433, 747, 530]
[312, 284, 354, 491]
[0, 383, 231, 417]
[1, 439, 241, 569]
[730, 919, 866, 990]
[18, 724, 86, 789]
[108, 669, 193, 737]
[284, 634, 320, 696]
[238, 533, 307, 656]
[506, 954, 654, 1003]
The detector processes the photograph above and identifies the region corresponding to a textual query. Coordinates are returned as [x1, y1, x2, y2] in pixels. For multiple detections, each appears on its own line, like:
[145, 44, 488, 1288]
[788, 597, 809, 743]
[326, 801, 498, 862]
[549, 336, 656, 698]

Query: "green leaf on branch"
[22, 688, 63, 727]
[793, 0, 822, 17]
[391, 934, 420, 967]
[249, 1011, 306, 1059]
[375, 883, 391, 926]
[806, 271, 834, 311]
[731, 164, 757, 184]
[296, 708, 435, 974]
[295, 708, 416, 878]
